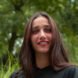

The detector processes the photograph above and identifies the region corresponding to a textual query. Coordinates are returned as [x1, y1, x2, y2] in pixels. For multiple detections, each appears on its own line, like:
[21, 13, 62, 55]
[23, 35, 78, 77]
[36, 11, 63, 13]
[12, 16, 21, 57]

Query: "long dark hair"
[19, 11, 70, 78]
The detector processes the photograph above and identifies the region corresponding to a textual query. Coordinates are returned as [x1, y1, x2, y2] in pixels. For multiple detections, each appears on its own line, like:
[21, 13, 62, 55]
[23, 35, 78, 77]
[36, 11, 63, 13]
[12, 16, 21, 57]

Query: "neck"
[35, 53, 49, 69]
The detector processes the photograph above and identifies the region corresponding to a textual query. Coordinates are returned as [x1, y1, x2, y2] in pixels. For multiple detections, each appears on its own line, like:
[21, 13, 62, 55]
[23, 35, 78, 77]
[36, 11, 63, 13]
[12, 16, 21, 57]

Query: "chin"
[37, 49, 49, 53]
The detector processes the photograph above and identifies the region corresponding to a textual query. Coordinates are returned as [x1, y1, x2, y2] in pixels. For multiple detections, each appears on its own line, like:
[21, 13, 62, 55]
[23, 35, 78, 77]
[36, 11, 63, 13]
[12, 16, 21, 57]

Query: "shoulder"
[73, 66, 78, 78]
[10, 69, 25, 78]
[63, 65, 78, 78]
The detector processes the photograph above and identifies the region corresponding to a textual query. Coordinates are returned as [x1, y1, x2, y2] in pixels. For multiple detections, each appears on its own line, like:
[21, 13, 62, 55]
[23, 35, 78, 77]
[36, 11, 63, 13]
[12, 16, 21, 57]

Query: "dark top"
[10, 66, 78, 78]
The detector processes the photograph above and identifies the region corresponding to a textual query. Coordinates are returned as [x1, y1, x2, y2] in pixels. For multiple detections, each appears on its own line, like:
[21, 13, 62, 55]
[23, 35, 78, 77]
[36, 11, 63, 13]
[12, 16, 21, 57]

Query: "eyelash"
[32, 29, 39, 34]
[44, 28, 51, 33]
[32, 28, 52, 34]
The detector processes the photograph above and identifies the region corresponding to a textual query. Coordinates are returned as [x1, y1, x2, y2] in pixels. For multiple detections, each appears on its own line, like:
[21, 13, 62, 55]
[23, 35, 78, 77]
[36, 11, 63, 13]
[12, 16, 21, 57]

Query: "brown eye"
[32, 29, 39, 34]
[44, 27, 51, 33]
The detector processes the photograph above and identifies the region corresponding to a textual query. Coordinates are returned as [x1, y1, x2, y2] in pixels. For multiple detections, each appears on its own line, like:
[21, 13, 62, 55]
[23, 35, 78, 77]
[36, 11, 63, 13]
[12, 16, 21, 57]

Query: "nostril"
[40, 36, 46, 40]
[39, 30, 46, 39]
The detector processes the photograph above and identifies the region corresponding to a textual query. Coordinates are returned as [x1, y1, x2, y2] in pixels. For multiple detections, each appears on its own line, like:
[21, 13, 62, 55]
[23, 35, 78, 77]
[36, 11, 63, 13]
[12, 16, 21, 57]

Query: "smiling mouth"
[37, 41, 49, 46]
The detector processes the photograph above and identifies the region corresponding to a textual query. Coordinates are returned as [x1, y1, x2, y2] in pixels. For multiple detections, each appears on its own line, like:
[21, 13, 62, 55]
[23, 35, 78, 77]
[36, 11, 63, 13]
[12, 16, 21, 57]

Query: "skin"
[31, 16, 52, 68]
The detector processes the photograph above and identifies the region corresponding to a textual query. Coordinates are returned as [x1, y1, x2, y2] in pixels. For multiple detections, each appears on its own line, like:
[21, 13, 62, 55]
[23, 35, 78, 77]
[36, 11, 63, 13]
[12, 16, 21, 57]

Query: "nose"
[39, 30, 46, 39]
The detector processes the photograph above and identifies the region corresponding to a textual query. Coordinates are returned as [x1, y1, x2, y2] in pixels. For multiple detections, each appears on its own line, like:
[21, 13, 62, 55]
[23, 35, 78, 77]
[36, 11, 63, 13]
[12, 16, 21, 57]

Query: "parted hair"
[19, 11, 70, 78]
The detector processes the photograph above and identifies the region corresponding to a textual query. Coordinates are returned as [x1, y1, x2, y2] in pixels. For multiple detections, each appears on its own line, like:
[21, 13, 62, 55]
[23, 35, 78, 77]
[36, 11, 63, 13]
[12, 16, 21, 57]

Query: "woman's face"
[31, 16, 52, 54]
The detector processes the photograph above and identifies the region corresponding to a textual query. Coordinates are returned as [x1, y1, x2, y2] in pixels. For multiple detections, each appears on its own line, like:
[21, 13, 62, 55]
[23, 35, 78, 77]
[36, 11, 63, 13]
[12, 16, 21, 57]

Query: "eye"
[32, 28, 39, 34]
[44, 27, 52, 33]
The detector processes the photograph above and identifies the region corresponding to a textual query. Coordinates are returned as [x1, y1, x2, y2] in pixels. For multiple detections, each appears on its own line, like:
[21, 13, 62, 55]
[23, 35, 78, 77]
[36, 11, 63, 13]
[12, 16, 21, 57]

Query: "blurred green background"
[0, 0, 78, 78]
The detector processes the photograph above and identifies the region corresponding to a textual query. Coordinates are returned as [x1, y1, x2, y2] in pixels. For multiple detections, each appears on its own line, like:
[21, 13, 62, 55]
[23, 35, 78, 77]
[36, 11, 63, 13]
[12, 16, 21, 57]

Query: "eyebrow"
[31, 25, 52, 33]
[32, 26, 39, 30]
[32, 25, 50, 29]
[44, 25, 51, 28]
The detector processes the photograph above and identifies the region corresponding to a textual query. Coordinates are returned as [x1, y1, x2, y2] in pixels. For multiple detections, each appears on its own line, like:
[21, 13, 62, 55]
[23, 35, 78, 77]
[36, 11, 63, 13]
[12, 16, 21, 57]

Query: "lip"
[37, 41, 49, 46]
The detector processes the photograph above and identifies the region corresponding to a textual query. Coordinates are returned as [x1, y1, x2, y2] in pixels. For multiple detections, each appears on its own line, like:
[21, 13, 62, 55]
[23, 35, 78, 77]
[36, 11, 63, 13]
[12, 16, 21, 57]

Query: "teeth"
[39, 42, 48, 44]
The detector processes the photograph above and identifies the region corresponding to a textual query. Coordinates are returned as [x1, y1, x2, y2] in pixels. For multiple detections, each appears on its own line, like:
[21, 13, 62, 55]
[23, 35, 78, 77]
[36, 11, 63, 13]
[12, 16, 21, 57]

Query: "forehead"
[32, 16, 49, 27]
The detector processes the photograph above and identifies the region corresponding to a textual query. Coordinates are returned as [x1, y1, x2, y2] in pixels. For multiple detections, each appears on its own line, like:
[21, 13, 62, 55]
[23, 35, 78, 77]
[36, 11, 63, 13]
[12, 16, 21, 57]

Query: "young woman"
[10, 12, 78, 78]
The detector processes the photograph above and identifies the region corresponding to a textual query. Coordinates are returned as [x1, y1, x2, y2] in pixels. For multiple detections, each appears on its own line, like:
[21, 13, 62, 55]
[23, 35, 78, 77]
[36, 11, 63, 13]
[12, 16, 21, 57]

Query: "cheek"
[31, 35, 37, 46]
[48, 34, 52, 40]
[50, 35, 52, 40]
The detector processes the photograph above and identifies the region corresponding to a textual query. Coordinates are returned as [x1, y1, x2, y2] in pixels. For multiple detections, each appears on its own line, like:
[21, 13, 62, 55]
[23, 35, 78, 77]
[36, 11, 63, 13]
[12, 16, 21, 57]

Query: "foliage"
[0, 0, 78, 77]
[0, 53, 19, 78]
